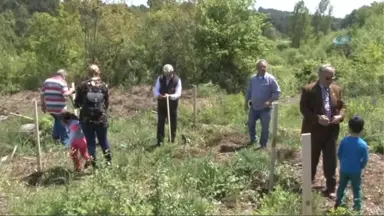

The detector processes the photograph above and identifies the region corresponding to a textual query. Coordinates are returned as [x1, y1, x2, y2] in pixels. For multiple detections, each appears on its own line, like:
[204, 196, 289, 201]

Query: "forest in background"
[0, 0, 382, 96]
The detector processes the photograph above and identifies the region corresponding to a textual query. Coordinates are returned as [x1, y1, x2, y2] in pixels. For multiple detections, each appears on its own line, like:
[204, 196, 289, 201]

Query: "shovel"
[166, 95, 172, 142]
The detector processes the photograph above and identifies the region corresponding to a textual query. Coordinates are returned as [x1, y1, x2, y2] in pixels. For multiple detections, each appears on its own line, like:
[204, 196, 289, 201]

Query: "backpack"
[82, 82, 106, 121]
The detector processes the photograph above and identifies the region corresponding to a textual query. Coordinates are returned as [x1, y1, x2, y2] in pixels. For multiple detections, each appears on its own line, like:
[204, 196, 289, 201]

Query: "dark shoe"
[52, 136, 60, 144]
[106, 161, 112, 167]
[104, 149, 112, 161]
[90, 156, 98, 169]
[91, 161, 97, 169]
[84, 160, 92, 169]
[157, 140, 163, 146]
[322, 188, 336, 199]
[353, 208, 363, 215]
[335, 202, 346, 209]
[103, 149, 112, 166]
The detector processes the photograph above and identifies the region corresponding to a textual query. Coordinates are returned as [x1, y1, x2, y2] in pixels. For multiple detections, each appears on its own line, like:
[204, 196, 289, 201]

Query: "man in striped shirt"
[40, 69, 75, 145]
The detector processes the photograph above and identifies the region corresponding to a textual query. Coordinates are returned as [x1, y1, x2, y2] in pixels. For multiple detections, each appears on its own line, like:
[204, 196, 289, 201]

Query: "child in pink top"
[61, 112, 91, 172]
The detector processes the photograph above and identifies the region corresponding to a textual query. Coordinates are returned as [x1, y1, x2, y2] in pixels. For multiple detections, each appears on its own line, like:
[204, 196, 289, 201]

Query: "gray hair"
[55, 69, 68, 77]
[256, 59, 268, 68]
[318, 64, 335, 74]
[163, 64, 174, 74]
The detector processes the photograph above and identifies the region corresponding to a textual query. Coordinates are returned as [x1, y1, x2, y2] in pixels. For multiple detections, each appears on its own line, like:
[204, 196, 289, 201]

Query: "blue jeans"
[248, 107, 271, 147]
[81, 122, 111, 163]
[51, 114, 69, 145]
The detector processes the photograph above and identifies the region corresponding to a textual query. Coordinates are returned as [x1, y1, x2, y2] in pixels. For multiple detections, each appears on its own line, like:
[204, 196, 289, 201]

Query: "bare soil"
[0, 85, 204, 119]
[291, 151, 384, 215]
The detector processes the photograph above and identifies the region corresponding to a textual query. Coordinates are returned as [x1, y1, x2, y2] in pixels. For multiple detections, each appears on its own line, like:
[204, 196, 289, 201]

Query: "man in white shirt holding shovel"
[153, 64, 182, 146]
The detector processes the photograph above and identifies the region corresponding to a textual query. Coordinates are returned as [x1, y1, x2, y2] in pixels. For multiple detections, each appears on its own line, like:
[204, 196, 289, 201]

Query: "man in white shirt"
[153, 64, 182, 146]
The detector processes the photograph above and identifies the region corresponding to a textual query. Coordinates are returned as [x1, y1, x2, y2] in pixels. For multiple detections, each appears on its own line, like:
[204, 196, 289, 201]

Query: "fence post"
[268, 102, 279, 192]
[34, 99, 42, 172]
[193, 85, 197, 127]
[301, 133, 312, 215]
[71, 82, 78, 116]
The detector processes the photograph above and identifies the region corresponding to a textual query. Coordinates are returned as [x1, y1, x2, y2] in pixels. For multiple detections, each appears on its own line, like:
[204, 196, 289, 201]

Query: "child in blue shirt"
[335, 115, 369, 212]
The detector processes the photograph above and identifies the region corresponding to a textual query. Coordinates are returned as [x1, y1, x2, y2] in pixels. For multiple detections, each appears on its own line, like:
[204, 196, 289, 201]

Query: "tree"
[289, 0, 311, 48]
[147, 0, 176, 10]
[195, 0, 270, 92]
[311, 0, 333, 38]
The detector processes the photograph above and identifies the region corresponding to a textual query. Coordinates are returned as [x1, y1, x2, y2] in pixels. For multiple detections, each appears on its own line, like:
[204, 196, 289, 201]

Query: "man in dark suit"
[300, 64, 346, 198]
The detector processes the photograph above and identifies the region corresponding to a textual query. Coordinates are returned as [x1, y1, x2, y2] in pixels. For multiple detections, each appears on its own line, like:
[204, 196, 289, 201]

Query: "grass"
[0, 84, 382, 215]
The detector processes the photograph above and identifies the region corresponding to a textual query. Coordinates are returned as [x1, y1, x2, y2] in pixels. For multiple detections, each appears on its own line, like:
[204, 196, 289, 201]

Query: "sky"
[117, 0, 378, 18]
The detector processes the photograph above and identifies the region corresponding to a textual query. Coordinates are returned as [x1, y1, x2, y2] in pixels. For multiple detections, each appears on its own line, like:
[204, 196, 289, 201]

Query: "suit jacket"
[300, 81, 346, 135]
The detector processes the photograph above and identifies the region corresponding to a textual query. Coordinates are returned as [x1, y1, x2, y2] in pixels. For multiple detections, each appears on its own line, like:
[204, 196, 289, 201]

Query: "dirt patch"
[172, 131, 249, 163]
[0, 91, 38, 117]
[275, 146, 299, 162]
[2, 151, 70, 181]
[209, 132, 249, 163]
[108, 85, 156, 117]
[172, 145, 207, 159]
[289, 151, 384, 215]
[0, 85, 205, 119]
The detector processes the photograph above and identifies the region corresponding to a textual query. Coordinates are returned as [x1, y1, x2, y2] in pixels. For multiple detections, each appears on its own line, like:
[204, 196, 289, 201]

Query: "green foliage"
[256, 185, 301, 214]
[195, 0, 271, 92]
[327, 206, 358, 216]
[39, 115, 54, 136]
[0, 0, 272, 92]
[289, 0, 312, 48]
[294, 59, 319, 87]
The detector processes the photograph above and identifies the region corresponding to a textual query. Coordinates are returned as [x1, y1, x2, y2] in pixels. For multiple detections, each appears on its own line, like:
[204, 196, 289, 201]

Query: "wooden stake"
[268, 102, 279, 192]
[71, 82, 78, 116]
[301, 133, 312, 215]
[166, 95, 172, 142]
[9, 112, 34, 121]
[11, 145, 18, 159]
[193, 85, 197, 127]
[34, 100, 42, 172]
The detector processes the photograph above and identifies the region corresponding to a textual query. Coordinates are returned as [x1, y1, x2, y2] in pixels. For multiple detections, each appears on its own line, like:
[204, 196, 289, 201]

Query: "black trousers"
[311, 124, 340, 193]
[157, 100, 178, 144]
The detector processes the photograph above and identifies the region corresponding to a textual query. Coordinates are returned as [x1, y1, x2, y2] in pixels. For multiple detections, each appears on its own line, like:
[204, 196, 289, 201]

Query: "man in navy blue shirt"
[335, 115, 369, 212]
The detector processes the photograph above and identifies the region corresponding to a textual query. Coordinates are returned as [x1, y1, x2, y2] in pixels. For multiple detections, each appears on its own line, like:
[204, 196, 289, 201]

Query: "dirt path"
[309, 153, 384, 214]
[205, 134, 384, 215]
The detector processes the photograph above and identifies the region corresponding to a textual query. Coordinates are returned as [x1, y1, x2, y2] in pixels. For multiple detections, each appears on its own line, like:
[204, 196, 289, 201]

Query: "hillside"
[0, 0, 383, 215]
[258, 7, 343, 34]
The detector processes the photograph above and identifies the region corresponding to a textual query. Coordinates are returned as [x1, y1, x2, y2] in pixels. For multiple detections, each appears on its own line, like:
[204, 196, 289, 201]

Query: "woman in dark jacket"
[74, 64, 111, 168]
